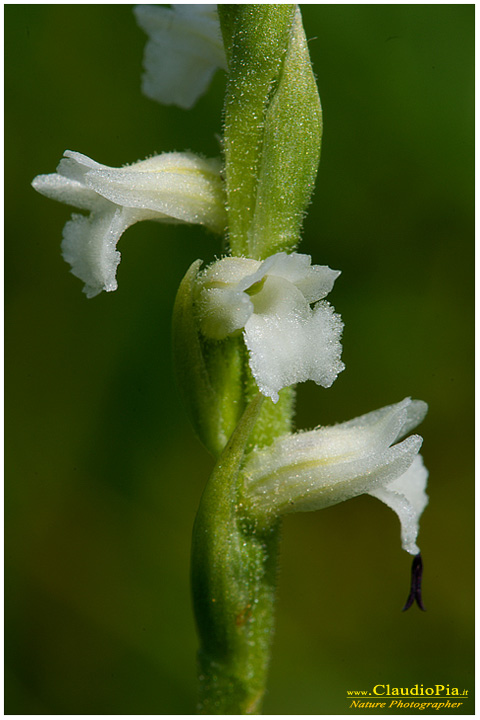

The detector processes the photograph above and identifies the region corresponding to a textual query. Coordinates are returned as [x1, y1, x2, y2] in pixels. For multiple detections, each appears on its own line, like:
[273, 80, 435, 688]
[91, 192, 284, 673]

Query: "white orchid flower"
[134, 4, 226, 110]
[32, 150, 226, 298]
[242, 397, 429, 555]
[196, 252, 344, 402]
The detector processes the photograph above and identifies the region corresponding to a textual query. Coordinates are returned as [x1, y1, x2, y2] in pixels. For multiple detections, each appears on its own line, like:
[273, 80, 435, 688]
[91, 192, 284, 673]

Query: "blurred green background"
[5, 5, 474, 715]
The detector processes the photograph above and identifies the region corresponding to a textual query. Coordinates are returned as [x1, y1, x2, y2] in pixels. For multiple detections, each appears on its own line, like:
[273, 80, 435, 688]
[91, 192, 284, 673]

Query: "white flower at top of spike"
[195, 252, 344, 402]
[32, 150, 226, 298]
[241, 397, 429, 555]
[134, 4, 226, 110]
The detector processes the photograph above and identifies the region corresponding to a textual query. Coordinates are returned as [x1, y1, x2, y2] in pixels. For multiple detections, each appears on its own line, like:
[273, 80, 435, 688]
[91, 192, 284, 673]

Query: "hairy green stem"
[191, 395, 283, 713]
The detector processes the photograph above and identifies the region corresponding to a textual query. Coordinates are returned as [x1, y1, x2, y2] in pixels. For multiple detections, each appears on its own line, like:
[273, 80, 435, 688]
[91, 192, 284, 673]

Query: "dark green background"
[5, 4, 474, 714]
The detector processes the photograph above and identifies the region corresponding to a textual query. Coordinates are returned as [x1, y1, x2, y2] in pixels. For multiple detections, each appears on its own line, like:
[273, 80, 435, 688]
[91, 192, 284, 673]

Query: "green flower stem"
[192, 394, 282, 714]
[245, 364, 296, 450]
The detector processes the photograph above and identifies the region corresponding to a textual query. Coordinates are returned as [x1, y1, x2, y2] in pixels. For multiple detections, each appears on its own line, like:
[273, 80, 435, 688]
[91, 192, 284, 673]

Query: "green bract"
[219, 5, 322, 258]
[173, 259, 244, 459]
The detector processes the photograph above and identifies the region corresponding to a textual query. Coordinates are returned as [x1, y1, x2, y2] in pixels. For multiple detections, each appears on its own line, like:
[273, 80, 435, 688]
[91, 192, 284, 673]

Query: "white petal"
[134, 4, 226, 109]
[236, 255, 278, 294]
[332, 398, 428, 449]
[200, 256, 260, 288]
[59, 151, 226, 233]
[32, 172, 104, 212]
[244, 290, 344, 402]
[61, 206, 157, 298]
[246, 400, 421, 478]
[61, 210, 122, 298]
[248, 273, 310, 318]
[369, 455, 428, 555]
[251, 252, 341, 303]
[197, 287, 253, 340]
[396, 399, 429, 439]
[238, 255, 343, 400]
[195, 256, 260, 338]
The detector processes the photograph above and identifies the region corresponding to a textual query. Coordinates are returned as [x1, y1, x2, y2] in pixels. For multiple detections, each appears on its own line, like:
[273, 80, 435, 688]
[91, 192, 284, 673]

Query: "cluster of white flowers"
[32, 4, 428, 563]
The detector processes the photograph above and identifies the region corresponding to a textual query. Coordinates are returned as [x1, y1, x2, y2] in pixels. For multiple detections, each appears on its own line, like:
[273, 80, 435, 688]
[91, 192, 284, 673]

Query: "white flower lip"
[32, 150, 226, 298]
[134, 4, 226, 109]
[196, 252, 344, 402]
[242, 397, 429, 555]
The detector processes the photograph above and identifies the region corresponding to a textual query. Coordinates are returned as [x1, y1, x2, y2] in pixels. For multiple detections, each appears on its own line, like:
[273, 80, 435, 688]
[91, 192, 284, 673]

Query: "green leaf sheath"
[219, 5, 322, 259]
[191, 395, 281, 714]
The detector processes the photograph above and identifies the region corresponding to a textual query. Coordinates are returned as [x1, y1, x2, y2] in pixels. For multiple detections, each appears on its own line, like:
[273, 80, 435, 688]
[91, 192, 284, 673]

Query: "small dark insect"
[402, 553, 425, 611]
